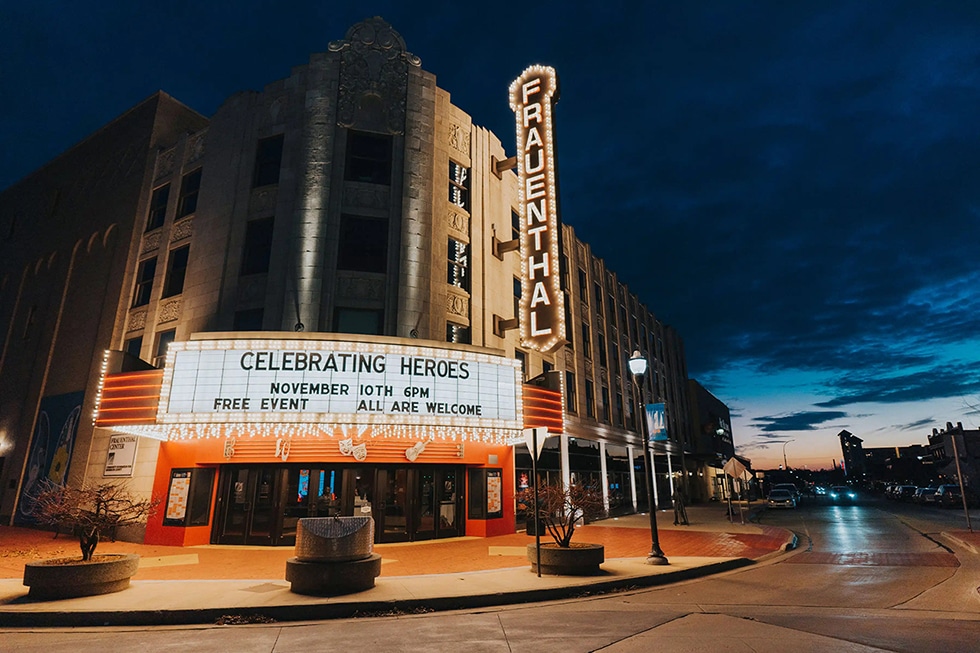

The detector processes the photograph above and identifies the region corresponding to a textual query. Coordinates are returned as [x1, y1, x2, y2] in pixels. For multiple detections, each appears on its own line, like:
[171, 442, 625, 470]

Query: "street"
[3, 497, 979, 652]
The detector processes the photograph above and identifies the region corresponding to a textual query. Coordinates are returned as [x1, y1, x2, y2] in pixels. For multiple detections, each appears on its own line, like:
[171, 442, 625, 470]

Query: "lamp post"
[782, 439, 795, 471]
[629, 350, 668, 565]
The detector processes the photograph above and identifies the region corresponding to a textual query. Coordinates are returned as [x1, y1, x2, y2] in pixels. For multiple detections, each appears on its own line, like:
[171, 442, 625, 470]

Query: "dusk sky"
[3, 2, 979, 470]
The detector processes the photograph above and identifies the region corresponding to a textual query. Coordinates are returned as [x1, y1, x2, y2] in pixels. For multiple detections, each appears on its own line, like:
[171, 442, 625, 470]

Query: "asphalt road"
[4, 497, 979, 652]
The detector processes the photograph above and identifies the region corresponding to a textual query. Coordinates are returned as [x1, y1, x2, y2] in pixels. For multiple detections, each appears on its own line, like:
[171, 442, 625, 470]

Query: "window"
[146, 184, 170, 231]
[611, 341, 620, 376]
[446, 322, 471, 344]
[252, 134, 284, 187]
[598, 335, 607, 368]
[124, 336, 143, 360]
[345, 131, 392, 184]
[132, 257, 157, 307]
[162, 245, 189, 298]
[176, 169, 202, 218]
[581, 323, 591, 359]
[338, 215, 387, 273]
[559, 254, 568, 291]
[449, 161, 470, 210]
[241, 217, 274, 275]
[584, 380, 595, 419]
[593, 281, 603, 316]
[233, 308, 264, 331]
[513, 277, 521, 318]
[563, 292, 573, 347]
[154, 329, 176, 367]
[542, 360, 553, 374]
[515, 350, 527, 381]
[334, 308, 383, 335]
[511, 209, 520, 240]
[578, 269, 588, 302]
[615, 392, 624, 427]
[447, 238, 469, 291]
[565, 371, 577, 414]
[601, 386, 610, 423]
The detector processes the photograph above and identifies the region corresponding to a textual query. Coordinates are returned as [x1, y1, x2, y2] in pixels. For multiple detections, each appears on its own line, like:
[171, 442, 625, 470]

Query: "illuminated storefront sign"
[510, 65, 566, 353]
[157, 338, 522, 432]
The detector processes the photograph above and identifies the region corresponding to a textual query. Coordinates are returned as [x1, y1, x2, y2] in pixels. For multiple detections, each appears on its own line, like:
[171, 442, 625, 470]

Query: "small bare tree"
[31, 481, 159, 561]
[518, 481, 606, 547]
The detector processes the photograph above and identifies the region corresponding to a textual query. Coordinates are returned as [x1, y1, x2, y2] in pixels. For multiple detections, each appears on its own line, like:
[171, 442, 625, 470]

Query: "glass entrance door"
[215, 466, 281, 545]
[377, 468, 410, 542]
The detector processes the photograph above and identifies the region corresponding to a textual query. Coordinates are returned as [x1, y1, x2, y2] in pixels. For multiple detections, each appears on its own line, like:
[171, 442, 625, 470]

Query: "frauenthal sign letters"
[158, 339, 522, 429]
[510, 65, 566, 353]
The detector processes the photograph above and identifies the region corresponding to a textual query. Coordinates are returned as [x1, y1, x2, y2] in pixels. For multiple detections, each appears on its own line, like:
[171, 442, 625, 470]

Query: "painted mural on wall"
[14, 391, 84, 525]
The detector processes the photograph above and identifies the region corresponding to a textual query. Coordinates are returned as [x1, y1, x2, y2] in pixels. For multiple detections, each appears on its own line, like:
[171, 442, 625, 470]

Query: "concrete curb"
[0, 557, 756, 628]
[941, 531, 978, 554]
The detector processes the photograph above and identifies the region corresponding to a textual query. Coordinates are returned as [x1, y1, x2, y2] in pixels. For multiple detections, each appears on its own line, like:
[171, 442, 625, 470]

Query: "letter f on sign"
[522, 77, 541, 104]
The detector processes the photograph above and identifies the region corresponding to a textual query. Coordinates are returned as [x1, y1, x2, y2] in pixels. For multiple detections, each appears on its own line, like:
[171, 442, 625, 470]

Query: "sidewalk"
[0, 505, 795, 627]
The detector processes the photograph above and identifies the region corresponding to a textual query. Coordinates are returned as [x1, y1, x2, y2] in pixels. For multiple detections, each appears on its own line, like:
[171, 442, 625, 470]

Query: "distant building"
[928, 422, 980, 490]
[686, 379, 735, 501]
[838, 430, 866, 478]
[863, 444, 934, 485]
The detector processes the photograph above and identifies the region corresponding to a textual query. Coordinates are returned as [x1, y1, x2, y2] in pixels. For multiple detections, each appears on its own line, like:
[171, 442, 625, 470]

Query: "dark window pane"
[334, 308, 383, 335]
[345, 131, 392, 184]
[124, 336, 143, 360]
[338, 215, 387, 273]
[565, 371, 577, 414]
[162, 246, 189, 298]
[578, 269, 588, 302]
[252, 135, 284, 187]
[154, 329, 176, 367]
[241, 217, 274, 275]
[233, 308, 264, 331]
[447, 238, 469, 291]
[594, 281, 603, 315]
[511, 209, 520, 240]
[177, 169, 202, 218]
[585, 380, 595, 418]
[146, 184, 170, 231]
[132, 257, 157, 307]
[449, 161, 469, 210]
[446, 322, 471, 344]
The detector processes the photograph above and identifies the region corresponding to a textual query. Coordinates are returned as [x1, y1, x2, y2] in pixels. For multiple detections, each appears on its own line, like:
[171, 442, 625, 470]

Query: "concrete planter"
[23, 553, 140, 600]
[527, 542, 604, 576]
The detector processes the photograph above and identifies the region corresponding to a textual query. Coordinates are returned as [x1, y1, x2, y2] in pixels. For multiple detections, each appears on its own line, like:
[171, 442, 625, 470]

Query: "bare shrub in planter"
[518, 481, 606, 547]
[31, 480, 159, 561]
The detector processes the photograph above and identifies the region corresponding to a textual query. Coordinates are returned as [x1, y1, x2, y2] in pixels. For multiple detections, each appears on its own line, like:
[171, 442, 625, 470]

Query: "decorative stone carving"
[186, 130, 206, 164]
[585, 359, 594, 377]
[171, 218, 194, 242]
[156, 148, 175, 179]
[447, 208, 468, 234]
[343, 183, 390, 210]
[448, 123, 470, 155]
[127, 309, 147, 332]
[577, 242, 587, 261]
[446, 291, 469, 319]
[157, 299, 181, 324]
[330, 16, 420, 135]
[564, 348, 575, 368]
[141, 231, 161, 255]
[580, 302, 591, 319]
[336, 276, 385, 300]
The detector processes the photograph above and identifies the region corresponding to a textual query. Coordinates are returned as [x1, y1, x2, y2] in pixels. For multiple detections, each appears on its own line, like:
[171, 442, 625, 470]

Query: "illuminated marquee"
[510, 65, 566, 353]
[156, 338, 522, 433]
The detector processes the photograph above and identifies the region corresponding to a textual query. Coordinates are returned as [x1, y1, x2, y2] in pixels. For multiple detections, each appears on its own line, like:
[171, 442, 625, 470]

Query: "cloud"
[752, 410, 849, 433]
[815, 361, 980, 408]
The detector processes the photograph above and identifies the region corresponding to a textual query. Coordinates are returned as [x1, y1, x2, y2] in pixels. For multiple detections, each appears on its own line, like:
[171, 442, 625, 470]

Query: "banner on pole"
[645, 403, 668, 442]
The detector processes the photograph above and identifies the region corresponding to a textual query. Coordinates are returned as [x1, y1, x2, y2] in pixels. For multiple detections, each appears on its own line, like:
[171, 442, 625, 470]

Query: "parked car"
[934, 485, 962, 507]
[772, 483, 801, 502]
[829, 486, 858, 502]
[895, 485, 918, 501]
[767, 488, 797, 509]
[912, 487, 937, 504]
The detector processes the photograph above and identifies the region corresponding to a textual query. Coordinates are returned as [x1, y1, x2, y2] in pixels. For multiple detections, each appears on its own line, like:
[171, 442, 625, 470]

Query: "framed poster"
[486, 469, 502, 518]
[103, 434, 139, 477]
[164, 470, 192, 524]
[163, 468, 216, 527]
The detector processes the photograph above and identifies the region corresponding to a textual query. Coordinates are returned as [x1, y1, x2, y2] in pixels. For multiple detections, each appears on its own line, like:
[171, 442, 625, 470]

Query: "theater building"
[0, 17, 699, 547]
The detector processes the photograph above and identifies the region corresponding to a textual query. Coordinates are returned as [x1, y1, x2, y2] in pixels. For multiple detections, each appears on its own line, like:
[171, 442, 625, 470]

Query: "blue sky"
[3, 1, 979, 469]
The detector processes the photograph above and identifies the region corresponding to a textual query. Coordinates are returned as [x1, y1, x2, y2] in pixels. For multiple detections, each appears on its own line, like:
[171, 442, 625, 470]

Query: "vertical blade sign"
[510, 66, 566, 353]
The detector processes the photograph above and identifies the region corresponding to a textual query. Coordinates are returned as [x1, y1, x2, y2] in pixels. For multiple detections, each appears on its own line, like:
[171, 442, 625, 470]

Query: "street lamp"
[782, 439, 795, 470]
[629, 350, 668, 565]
